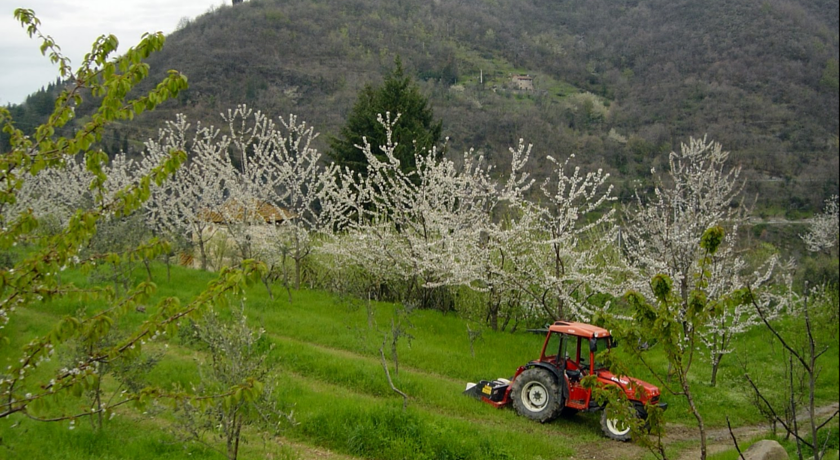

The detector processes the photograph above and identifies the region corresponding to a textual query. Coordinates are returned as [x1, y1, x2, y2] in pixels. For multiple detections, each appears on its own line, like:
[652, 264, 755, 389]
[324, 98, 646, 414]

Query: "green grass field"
[1, 262, 837, 460]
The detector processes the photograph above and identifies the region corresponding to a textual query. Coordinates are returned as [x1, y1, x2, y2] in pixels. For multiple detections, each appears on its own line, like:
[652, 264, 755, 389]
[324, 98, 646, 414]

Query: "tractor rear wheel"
[510, 368, 563, 423]
[600, 409, 632, 441]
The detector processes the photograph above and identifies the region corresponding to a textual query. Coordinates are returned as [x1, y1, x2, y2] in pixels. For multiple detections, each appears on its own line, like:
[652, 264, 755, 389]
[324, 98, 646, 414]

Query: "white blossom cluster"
[8, 149, 159, 228]
[320, 113, 506, 295]
[801, 195, 839, 254]
[623, 137, 748, 298]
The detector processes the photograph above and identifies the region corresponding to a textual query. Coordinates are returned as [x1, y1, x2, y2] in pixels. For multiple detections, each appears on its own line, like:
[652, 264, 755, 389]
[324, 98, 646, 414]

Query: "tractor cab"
[539, 321, 613, 372]
[538, 321, 614, 410]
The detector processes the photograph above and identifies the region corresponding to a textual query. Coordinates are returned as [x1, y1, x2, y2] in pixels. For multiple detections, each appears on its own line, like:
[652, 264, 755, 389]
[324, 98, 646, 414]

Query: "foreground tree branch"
[0, 10, 263, 425]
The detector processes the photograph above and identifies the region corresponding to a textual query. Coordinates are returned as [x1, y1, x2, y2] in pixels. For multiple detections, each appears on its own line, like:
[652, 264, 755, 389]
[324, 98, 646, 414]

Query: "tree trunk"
[143, 257, 153, 281]
[198, 238, 208, 271]
[293, 229, 302, 290]
[684, 381, 707, 460]
[789, 355, 803, 459]
[486, 288, 499, 331]
[391, 319, 400, 377]
[166, 253, 172, 282]
[261, 274, 274, 300]
[294, 257, 301, 291]
[710, 353, 723, 387]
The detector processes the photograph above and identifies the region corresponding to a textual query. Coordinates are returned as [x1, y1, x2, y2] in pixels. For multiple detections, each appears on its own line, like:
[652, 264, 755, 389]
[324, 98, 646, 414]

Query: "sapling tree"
[0, 9, 263, 424]
[174, 305, 292, 460]
[614, 226, 742, 460]
[85, 213, 150, 294]
[61, 324, 163, 431]
[695, 233, 789, 386]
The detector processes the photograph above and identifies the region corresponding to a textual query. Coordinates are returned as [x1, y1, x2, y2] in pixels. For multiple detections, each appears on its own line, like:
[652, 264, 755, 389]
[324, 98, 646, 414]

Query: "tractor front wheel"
[600, 409, 632, 441]
[510, 368, 563, 423]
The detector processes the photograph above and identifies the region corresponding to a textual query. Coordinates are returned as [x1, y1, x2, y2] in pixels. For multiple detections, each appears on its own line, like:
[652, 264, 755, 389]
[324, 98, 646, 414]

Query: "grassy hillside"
[1, 262, 837, 459]
[4, 0, 838, 214]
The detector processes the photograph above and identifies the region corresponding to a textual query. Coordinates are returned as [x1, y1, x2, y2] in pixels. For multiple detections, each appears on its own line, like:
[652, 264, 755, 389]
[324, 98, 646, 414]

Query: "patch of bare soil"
[270, 438, 362, 460]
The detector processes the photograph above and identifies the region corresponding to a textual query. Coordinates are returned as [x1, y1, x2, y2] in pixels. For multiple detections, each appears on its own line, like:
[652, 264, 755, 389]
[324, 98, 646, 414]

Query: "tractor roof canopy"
[549, 321, 610, 339]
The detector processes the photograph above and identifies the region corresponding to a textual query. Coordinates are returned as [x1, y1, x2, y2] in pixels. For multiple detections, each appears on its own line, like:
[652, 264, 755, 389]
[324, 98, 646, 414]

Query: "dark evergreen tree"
[329, 57, 442, 179]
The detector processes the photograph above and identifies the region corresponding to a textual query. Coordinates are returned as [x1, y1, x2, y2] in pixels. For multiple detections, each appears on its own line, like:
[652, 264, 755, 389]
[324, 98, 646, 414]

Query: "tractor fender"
[597, 378, 647, 416]
[521, 361, 569, 402]
[598, 374, 659, 412]
[599, 375, 637, 399]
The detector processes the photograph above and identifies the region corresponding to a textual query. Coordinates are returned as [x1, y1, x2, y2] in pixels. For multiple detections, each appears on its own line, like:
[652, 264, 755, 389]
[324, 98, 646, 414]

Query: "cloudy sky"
[1, 0, 222, 105]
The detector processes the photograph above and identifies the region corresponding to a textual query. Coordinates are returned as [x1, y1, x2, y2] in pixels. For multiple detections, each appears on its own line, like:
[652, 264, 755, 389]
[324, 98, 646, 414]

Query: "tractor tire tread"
[510, 368, 564, 423]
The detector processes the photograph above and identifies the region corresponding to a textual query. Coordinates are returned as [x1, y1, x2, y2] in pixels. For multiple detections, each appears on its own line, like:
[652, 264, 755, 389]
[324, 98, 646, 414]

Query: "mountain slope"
[10, 0, 839, 212]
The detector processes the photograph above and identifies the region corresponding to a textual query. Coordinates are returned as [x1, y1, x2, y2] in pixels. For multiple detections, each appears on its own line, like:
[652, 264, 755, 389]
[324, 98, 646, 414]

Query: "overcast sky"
[1, 0, 223, 105]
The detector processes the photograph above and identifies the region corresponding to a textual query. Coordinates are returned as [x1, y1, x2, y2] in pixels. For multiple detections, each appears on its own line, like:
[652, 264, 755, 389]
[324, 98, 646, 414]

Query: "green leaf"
[650, 274, 672, 302]
[700, 226, 725, 255]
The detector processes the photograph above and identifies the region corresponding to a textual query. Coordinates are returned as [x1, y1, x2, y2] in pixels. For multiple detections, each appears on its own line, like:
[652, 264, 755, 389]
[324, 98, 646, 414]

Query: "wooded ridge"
[6, 0, 839, 213]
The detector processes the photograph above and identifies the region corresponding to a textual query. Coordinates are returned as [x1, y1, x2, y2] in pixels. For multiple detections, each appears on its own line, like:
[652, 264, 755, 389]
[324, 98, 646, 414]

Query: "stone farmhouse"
[511, 74, 534, 91]
[181, 199, 296, 270]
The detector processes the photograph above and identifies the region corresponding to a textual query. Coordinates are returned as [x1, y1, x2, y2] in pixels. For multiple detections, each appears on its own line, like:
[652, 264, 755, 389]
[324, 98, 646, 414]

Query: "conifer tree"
[329, 57, 442, 179]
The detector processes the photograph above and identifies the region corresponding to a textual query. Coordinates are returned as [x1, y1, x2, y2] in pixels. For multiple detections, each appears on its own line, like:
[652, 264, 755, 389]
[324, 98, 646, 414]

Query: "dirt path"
[270, 438, 362, 460]
[569, 402, 839, 460]
[673, 402, 840, 460]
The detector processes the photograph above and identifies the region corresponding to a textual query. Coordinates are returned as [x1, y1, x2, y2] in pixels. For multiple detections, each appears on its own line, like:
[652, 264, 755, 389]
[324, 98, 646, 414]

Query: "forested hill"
[9, 0, 840, 213]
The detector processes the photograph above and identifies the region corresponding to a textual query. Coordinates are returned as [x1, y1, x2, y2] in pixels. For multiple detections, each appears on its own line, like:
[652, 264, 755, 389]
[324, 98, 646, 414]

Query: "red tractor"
[464, 321, 666, 440]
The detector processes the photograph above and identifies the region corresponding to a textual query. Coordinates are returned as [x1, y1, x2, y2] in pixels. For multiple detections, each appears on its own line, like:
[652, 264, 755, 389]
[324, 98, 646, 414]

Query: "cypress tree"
[329, 57, 442, 178]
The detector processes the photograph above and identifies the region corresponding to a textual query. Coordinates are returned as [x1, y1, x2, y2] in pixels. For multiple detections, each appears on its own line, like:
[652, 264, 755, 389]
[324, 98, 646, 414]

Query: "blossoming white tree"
[144, 114, 234, 271]
[801, 194, 839, 254]
[322, 113, 506, 307]
[144, 107, 335, 297]
[252, 113, 337, 291]
[622, 136, 786, 386]
[9, 147, 165, 231]
[8, 154, 92, 227]
[491, 153, 619, 322]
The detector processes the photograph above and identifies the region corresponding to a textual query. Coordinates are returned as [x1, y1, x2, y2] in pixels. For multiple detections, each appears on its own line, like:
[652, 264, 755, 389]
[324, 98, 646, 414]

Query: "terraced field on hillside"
[0, 264, 836, 460]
